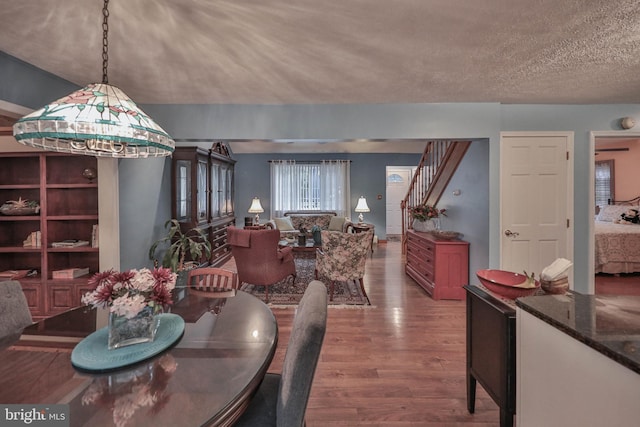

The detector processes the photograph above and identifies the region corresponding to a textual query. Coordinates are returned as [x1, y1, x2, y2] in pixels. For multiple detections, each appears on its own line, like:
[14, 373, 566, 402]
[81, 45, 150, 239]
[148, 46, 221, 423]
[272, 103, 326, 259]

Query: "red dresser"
[405, 230, 469, 300]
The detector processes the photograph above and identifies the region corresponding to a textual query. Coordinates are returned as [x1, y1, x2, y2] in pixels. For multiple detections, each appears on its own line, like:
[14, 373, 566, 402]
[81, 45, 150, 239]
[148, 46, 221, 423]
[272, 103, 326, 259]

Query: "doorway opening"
[591, 131, 640, 295]
[385, 166, 415, 241]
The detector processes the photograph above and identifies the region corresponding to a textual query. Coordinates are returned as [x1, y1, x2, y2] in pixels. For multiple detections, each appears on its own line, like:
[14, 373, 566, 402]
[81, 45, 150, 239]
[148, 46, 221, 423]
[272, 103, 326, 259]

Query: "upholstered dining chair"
[186, 267, 239, 297]
[315, 229, 374, 301]
[0, 280, 33, 342]
[233, 280, 328, 427]
[227, 226, 296, 303]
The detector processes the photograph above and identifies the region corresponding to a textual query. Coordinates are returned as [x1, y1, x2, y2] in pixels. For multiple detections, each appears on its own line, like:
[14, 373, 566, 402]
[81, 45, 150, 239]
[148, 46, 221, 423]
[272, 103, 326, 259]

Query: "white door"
[386, 167, 414, 236]
[500, 132, 573, 278]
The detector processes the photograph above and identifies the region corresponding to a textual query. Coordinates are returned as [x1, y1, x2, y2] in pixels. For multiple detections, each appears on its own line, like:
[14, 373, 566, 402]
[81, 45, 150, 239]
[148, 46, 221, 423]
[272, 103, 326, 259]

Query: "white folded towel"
[540, 258, 573, 281]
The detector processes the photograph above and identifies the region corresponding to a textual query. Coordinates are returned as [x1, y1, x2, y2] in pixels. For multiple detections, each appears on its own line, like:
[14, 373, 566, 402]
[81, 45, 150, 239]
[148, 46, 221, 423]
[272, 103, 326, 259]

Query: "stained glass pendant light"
[12, 0, 174, 158]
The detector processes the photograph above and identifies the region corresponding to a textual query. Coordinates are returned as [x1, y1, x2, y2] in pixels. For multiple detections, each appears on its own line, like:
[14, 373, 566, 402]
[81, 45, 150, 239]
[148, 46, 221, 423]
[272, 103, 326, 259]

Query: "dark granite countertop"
[516, 293, 640, 375]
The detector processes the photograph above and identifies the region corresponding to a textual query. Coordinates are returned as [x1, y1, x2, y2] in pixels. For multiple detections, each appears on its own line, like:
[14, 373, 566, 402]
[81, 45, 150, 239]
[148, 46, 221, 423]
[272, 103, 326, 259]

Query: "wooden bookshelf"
[0, 152, 99, 319]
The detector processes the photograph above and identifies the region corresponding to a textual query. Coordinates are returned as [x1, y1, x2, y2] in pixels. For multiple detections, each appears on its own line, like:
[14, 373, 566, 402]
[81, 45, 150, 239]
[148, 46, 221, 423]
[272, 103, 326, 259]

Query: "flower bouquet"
[408, 204, 446, 221]
[408, 204, 447, 232]
[81, 267, 177, 349]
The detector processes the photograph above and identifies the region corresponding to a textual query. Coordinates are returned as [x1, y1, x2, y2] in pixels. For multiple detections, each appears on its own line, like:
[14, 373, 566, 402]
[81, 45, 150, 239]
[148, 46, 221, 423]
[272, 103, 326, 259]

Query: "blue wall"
[233, 152, 422, 234]
[3, 52, 640, 292]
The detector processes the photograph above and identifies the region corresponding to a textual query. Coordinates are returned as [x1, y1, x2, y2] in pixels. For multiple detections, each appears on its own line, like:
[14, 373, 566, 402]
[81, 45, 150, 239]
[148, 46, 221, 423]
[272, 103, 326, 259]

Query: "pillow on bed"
[596, 205, 636, 222]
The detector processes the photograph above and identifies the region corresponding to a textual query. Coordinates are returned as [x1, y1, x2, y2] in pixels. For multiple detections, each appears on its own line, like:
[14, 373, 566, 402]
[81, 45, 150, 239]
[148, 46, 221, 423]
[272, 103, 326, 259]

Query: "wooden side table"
[352, 222, 375, 256]
[244, 224, 268, 230]
[464, 285, 516, 427]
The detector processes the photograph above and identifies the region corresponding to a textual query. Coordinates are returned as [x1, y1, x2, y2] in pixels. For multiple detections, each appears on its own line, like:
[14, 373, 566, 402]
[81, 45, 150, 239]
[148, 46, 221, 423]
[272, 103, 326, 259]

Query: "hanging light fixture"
[12, 0, 174, 158]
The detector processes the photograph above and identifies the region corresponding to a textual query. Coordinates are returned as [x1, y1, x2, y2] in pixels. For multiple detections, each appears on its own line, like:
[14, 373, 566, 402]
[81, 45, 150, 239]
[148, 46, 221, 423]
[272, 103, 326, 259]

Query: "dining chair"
[186, 267, 239, 297]
[233, 280, 328, 427]
[315, 229, 374, 301]
[228, 226, 296, 303]
[0, 280, 33, 340]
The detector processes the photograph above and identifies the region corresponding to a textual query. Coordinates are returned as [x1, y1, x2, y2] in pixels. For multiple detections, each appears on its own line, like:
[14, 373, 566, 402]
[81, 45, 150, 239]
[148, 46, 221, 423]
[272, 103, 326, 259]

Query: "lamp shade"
[12, 83, 175, 158]
[248, 197, 264, 214]
[354, 196, 370, 213]
[354, 196, 370, 222]
[248, 197, 264, 225]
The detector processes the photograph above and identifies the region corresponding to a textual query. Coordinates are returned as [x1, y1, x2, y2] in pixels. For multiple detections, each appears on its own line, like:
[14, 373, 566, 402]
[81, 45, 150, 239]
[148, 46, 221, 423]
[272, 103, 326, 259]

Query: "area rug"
[238, 255, 371, 307]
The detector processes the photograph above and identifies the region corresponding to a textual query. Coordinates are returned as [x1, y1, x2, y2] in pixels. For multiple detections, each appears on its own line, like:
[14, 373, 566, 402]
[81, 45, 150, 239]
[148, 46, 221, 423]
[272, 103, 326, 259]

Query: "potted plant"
[148, 219, 212, 276]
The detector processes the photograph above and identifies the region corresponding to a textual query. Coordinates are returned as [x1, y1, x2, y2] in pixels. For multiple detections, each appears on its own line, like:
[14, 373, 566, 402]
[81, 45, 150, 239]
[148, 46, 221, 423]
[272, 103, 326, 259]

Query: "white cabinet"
[516, 308, 640, 427]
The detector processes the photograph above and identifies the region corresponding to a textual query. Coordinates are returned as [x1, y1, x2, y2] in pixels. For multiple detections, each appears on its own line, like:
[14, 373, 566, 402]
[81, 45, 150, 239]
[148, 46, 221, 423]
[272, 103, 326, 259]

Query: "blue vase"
[312, 229, 322, 245]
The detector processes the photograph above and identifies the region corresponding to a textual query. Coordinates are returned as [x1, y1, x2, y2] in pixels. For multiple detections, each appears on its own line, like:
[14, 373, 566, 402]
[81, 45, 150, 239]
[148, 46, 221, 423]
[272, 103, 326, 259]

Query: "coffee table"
[280, 239, 320, 257]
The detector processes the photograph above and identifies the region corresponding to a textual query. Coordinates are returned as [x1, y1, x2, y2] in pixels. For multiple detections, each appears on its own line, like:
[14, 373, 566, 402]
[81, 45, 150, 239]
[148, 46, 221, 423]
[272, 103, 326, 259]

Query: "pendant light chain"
[102, 0, 110, 84]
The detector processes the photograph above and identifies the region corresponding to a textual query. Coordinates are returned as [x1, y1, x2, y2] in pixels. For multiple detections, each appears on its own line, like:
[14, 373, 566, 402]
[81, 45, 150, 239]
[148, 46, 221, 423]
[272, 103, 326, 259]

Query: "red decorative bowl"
[476, 269, 540, 300]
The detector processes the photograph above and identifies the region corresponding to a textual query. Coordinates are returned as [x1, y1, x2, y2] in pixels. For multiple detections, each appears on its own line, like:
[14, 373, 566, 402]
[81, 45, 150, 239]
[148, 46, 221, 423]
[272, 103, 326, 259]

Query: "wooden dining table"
[0, 288, 278, 427]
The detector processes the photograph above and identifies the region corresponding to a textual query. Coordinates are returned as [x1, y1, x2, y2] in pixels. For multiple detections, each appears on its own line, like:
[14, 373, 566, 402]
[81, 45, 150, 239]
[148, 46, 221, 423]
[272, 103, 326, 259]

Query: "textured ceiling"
[1, 0, 640, 106]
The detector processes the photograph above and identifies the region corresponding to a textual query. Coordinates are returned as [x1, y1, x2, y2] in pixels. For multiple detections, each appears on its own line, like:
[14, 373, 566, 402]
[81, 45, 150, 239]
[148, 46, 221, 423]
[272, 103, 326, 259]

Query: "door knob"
[504, 229, 519, 237]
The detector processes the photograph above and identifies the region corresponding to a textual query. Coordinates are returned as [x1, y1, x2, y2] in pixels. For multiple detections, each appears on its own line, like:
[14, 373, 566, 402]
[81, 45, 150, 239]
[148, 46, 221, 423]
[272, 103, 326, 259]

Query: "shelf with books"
[47, 219, 96, 245]
[0, 251, 40, 279]
[47, 252, 98, 276]
[0, 152, 99, 319]
[0, 220, 40, 247]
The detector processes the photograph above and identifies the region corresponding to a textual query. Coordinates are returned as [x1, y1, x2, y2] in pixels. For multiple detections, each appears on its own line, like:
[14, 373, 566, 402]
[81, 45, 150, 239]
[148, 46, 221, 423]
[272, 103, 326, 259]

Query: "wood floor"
[266, 241, 501, 426]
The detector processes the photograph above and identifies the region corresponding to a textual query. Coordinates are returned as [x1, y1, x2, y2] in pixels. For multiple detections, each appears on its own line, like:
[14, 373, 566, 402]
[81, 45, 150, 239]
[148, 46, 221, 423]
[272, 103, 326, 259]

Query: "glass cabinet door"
[224, 166, 234, 215]
[175, 160, 191, 223]
[197, 159, 208, 223]
[210, 162, 220, 218]
[219, 164, 228, 216]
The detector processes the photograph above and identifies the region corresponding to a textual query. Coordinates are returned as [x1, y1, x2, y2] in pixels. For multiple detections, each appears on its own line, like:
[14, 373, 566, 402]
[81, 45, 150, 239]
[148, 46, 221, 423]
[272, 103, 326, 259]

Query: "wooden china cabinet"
[171, 145, 235, 267]
[0, 152, 99, 319]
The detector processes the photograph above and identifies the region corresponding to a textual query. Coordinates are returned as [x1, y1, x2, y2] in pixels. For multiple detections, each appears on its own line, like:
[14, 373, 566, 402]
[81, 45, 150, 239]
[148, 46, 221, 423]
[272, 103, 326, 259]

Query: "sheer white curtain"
[595, 160, 614, 207]
[270, 160, 350, 218]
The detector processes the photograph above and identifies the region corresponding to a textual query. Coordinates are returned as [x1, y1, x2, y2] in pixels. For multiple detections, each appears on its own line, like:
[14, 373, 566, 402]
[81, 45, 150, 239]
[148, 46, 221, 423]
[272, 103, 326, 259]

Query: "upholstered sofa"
[267, 211, 353, 239]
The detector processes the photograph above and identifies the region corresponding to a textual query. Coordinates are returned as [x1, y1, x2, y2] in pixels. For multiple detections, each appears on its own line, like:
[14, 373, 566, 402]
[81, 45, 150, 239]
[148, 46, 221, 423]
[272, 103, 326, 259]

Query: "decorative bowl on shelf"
[430, 230, 462, 240]
[476, 269, 540, 300]
[0, 200, 40, 216]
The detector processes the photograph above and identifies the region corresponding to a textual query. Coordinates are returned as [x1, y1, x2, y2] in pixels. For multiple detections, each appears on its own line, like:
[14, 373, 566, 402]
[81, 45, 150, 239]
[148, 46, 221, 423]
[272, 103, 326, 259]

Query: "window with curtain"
[595, 160, 615, 208]
[270, 160, 351, 218]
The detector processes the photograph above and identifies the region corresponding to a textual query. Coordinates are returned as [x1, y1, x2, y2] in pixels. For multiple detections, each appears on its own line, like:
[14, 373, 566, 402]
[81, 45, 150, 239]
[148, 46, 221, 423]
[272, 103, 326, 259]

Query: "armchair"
[228, 227, 296, 302]
[315, 229, 374, 301]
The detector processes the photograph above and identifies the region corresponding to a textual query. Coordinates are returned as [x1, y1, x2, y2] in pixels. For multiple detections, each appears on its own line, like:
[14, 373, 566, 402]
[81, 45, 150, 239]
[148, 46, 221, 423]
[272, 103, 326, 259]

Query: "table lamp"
[355, 196, 370, 223]
[248, 197, 264, 225]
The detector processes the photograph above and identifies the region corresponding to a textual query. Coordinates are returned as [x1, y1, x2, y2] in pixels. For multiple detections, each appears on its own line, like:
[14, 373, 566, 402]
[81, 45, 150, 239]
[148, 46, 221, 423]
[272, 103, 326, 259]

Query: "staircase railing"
[400, 140, 471, 253]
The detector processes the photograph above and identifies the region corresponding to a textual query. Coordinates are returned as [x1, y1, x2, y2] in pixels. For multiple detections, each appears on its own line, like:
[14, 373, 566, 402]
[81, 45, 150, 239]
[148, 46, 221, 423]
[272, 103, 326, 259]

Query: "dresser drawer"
[407, 233, 431, 249]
